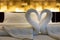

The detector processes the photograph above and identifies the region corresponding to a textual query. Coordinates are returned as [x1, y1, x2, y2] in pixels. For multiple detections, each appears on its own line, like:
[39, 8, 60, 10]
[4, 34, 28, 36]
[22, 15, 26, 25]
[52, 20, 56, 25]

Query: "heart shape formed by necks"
[25, 9, 52, 34]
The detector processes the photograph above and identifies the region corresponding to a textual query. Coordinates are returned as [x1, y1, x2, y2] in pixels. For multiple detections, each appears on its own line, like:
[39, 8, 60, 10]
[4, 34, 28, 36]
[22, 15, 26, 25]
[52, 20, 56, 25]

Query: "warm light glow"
[36, 6, 43, 12]
[45, 7, 60, 12]
[0, 6, 7, 12]
[15, 8, 24, 12]
[0, 2, 60, 12]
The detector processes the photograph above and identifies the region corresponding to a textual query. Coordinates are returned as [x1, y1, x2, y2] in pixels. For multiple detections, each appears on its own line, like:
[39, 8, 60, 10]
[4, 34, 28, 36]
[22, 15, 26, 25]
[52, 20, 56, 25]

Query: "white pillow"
[47, 24, 60, 40]
[4, 12, 28, 23]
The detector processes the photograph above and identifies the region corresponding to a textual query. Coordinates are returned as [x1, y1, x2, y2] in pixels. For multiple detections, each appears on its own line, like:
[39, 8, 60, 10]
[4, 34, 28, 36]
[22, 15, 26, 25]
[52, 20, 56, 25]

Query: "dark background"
[52, 12, 60, 22]
[0, 12, 4, 22]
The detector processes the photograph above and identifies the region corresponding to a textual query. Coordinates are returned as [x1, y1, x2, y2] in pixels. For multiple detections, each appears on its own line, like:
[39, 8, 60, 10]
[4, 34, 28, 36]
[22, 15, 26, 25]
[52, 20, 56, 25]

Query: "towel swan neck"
[40, 9, 52, 34]
[25, 9, 40, 34]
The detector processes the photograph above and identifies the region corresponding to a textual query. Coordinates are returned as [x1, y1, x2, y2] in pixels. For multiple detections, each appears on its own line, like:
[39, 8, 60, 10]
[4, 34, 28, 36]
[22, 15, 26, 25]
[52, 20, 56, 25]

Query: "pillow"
[4, 12, 28, 23]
